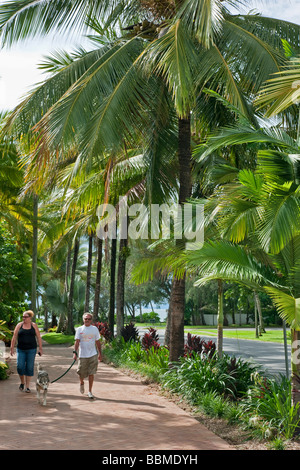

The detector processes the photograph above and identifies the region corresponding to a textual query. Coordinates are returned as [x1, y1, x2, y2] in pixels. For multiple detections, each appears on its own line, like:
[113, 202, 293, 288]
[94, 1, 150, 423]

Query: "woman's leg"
[16, 349, 26, 388]
[24, 348, 37, 390]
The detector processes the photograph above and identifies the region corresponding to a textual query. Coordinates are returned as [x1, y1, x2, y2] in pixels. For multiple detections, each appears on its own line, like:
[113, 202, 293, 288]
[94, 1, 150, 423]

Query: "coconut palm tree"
[2, 0, 300, 360]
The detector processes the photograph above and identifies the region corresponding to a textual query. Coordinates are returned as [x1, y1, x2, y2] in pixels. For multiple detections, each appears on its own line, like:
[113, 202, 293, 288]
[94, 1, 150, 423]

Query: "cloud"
[0, 50, 43, 110]
[247, 0, 300, 22]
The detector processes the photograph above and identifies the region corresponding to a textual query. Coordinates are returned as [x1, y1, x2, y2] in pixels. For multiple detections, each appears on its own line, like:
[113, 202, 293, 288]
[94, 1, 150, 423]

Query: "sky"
[0, 0, 300, 111]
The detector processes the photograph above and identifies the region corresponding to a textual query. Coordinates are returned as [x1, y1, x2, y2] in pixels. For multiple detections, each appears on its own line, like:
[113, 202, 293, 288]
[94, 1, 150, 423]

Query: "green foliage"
[0, 222, 31, 326]
[42, 332, 74, 344]
[140, 311, 160, 323]
[0, 320, 12, 344]
[0, 361, 9, 380]
[162, 352, 257, 402]
[240, 373, 300, 439]
[143, 345, 169, 372]
[198, 390, 237, 419]
[102, 334, 300, 441]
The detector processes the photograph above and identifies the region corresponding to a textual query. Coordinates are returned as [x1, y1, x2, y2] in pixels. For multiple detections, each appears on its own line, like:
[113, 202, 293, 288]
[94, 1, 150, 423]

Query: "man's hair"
[83, 313, 93, 320]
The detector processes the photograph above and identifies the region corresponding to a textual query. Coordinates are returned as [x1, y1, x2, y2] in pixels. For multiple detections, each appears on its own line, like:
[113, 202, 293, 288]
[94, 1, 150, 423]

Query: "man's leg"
[88, 374, 94, 393]
[88, 375, 94, 398]
[79, 376, 84, 394]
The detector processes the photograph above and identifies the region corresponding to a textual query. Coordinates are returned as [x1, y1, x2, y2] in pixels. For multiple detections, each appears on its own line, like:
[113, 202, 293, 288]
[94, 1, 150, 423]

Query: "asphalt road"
[140, 327, 291, 378]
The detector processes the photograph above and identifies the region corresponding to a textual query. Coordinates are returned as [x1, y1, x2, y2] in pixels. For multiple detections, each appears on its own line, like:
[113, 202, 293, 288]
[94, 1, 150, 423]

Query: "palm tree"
[187, 113, 300, 404]
[2, 0, 300, 361]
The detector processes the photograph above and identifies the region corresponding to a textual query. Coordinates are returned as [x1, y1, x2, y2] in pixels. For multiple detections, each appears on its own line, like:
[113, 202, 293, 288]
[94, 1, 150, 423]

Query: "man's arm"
[73, 338, 80, 360]
[96, 339, 102, 361]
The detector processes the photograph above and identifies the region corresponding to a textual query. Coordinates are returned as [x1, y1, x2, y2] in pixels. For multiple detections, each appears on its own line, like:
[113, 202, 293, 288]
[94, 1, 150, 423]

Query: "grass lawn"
[42, 332, 74, 344]
[185, 327, 290, 344]
[42, 326, 290, 345]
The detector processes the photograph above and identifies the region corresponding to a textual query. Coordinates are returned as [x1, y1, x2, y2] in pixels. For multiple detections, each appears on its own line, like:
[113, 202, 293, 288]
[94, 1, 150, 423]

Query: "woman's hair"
[24, 310, 34, 318]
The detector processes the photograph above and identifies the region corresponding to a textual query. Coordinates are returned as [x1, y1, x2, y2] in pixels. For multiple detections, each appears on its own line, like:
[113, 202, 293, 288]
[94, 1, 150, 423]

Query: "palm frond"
[35, 37, 150, 160]
[255, 58, 300, 116]
[0, 0, 119, 46]
[258, 180, 300, 254]
[264, 287, 300, 330]
[144, 19, 199, 117]
[187, 240, 280, 289]
[176, 0, 224, 48]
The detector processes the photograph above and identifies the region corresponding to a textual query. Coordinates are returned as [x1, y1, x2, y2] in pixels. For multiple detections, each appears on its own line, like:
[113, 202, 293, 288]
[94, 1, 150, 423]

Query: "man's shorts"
[77, 354, 98, 378]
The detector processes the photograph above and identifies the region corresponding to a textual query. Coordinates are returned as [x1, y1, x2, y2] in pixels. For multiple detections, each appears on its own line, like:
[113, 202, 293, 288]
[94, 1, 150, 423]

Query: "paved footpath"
[0, 341, 233, 452]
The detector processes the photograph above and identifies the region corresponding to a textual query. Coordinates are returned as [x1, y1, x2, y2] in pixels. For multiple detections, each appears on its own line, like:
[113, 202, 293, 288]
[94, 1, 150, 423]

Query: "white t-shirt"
[75, 325, 100, 358]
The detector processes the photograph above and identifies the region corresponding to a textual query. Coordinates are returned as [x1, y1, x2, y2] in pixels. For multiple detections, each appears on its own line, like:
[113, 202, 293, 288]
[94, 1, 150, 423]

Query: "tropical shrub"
[98, 322, 113, 342]
[0, 320, 12, 345]
[217, 354, 259, 398]
[142, 327, 160, 351]
[162, 352, 258, 402]
[141, 311, 160, 323]
[184, 333, 216, 358]
[0, 361, 9, 380]
[48, 326, 57, 333]
[120, 322, 139, 342]
[124, 341, 145, 362]
[143, 345, 169, 372]
[239, 373, 300, 439]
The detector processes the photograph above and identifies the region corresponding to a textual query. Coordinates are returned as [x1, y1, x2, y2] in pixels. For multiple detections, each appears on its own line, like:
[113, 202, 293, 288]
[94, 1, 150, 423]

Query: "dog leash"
[50, 351, 77, 384]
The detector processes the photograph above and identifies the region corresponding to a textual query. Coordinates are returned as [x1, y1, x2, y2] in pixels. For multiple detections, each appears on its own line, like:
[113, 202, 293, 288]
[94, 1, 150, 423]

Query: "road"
[139, 327, 291, 378]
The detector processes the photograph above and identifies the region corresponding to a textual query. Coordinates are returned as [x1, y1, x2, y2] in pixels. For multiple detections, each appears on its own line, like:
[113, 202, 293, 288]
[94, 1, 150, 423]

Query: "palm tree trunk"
[57, 243, 71, 333]
[85, 232, 93, 313]
[217, 280, 224, 358]
[169, 275, 186, 361]
[291, 329, 300, 408]
[31, 194, 38, 317]
[254, 290, 265, 334]
[116, 236, 128, 336]
[66, 238, 79, 335]
[109, 237, 117, 337]
[93, 236, 103, 322]
[169, 116, 192, 362]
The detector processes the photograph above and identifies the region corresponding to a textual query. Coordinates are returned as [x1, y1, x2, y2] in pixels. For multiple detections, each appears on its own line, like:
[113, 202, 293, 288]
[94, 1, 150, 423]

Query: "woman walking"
[10, 310, 43, 392]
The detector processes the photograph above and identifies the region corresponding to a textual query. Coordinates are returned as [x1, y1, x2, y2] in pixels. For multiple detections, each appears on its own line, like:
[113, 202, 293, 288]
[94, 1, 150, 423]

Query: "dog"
[36, 363, 50, 406]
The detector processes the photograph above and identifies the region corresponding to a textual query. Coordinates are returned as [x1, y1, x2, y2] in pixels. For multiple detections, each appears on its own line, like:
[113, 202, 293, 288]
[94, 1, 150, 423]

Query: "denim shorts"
[17, 348, 37, 376]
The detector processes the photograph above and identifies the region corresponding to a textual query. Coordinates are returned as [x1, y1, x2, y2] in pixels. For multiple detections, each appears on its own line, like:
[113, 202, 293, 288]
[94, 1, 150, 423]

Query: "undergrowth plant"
[239, 373, 300, 439]
[102, 332, 300, 442]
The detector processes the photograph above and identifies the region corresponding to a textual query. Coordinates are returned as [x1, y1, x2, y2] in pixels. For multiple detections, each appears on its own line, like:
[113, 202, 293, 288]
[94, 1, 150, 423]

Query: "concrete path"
[0, 341, 232, 451]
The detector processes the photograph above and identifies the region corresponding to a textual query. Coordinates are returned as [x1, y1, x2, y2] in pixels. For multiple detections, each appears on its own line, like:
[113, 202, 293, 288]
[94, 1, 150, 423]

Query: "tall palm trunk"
[108, 237, 117, 336]
[57, 243, 71, 333]
[93, 236, 103, 322]
[85, 232, 93, 313]
[254, 290, 265, 335]
[116, 236, 128, 336]
[169, 116, 192, 362]
[31, 194, 38, 317]
[66, 238, 79, 335]
[291, 329, 300, 408]
[217, 280, 224, 358]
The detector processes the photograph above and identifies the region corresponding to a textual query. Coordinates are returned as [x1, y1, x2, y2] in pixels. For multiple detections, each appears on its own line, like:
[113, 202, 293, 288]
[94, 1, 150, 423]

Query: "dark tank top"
[18, 324, 37, 350]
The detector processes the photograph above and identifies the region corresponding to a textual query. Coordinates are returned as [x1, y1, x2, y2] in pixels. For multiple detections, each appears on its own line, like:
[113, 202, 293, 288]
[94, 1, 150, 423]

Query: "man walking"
[73, 313, 102, 399]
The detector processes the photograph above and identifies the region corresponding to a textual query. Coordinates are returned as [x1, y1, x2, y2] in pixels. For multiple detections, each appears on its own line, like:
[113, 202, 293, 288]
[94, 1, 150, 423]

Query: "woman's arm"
[33, 323, 43, 355]
[10, 322, 22, 355]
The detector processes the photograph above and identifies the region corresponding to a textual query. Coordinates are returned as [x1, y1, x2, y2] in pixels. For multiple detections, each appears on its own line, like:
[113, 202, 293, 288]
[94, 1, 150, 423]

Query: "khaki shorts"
[77, 354, 98, 378]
